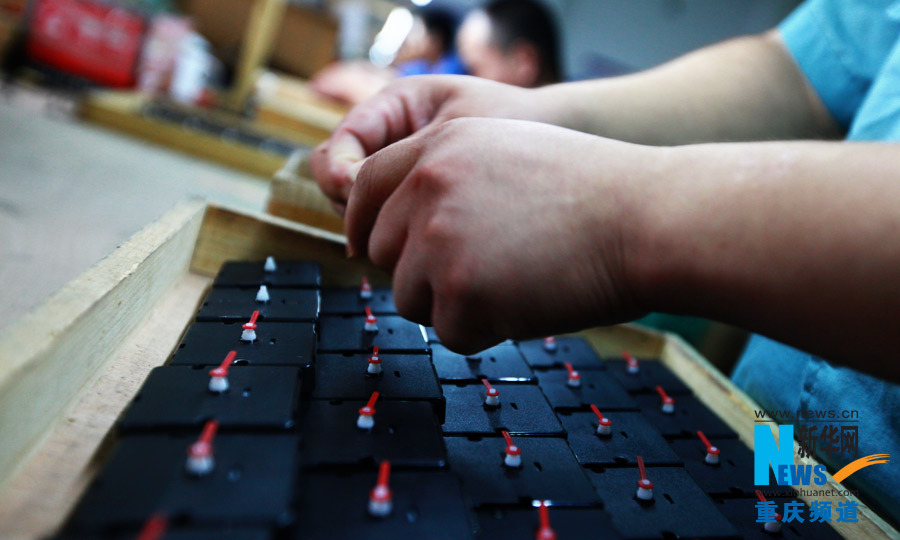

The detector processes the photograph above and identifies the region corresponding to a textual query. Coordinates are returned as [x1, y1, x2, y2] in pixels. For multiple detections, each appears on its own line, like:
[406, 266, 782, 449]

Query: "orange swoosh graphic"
[832, 454, 890, 483]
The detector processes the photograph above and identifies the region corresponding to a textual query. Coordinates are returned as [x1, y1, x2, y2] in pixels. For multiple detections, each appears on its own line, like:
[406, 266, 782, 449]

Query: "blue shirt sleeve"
[779, 0, 900, 129]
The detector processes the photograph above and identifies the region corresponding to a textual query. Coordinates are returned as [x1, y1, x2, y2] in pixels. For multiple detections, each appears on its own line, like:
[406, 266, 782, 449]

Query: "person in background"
[313, 0, 900, 525]
[311, 6, 465, 105]
[457, 0, 561, 87]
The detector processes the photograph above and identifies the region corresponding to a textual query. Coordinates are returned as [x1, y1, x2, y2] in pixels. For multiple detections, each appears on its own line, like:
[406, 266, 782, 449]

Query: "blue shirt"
[732, 0, 900, 525]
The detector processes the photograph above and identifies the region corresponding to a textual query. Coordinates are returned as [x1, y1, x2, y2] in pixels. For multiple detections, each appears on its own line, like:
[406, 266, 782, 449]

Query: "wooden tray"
[0, 200, 893, 539]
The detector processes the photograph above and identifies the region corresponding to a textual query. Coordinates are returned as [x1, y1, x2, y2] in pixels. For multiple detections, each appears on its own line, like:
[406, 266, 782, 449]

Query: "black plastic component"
[634, 394, 738, 439]
[445, 436, 600, 506]
[605, 359, 691, 395]
[713, 497, 845, 540]
[670, 438, 764, 497]
[196, 287, 319, 322]
[170, 322, 316, 368]
[66, 434, 299, 531]
[424, 327, 441, 343]
[320, 287, 397, 315]
[442, 383, 563, 436]
[432, 343, 533, 382]
[586, 467, 740, 539]
[213, 261, 321, 288]
[317, 315, 428, 353]
[55, 528, 272, 540]
[312, 353, 444, 420]
[294, 471, 474, 540]
[119, 366, 300, 431]
[300, 400, 446, 468]
[475, 507, 622, 540]
[517, 337, 604, 369]
[558, 411, 681, 467]
[536, 369, 636, 410]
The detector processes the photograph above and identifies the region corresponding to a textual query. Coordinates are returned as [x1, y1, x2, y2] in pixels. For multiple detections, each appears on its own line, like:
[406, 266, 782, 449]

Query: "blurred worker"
[313, 0, 900, 523]
[311, 7, 465, 105]
[457, 0, 561, 86]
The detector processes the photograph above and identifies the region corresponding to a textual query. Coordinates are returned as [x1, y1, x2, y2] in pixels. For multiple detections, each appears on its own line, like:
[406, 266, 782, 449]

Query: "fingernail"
[348, 160, 365, 182]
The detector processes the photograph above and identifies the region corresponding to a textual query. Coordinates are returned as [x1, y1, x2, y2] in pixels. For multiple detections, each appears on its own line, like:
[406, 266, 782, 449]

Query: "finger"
[367, 181, 413, 270]
[313, 81, 448, 203]
[344, 136, 424, 258]
[391, 239, 435, 326]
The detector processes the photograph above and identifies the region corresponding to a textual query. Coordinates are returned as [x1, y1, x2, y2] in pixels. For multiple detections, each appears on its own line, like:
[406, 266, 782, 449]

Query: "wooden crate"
[0, 200, 894, 539]
[79, 91, 327, 178]
[267, 149, 343, 234]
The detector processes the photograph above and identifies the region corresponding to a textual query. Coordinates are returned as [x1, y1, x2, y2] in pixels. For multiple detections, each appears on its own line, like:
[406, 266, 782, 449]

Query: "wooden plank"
[224, 0, 287, 113]
[267, 167, 343, 234]
[0, 199, 206, 498]
[0, 272, 212, 540]
[191, 204, 390, 287]
[80, 93, 289, 178]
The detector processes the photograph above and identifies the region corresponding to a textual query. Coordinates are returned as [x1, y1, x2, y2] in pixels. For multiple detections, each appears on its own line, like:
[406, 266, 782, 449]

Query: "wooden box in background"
[179, 0, 337, 79]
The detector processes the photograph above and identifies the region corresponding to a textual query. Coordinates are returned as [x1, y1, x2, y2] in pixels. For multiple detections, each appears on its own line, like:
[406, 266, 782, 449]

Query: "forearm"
[533, 32, 841, 145]
[626, 141, 900, 381]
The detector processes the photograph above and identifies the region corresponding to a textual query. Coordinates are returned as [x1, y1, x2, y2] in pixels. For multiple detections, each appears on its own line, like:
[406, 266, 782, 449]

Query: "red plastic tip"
[564, 362, 580, 379]
[481, 378, 499, 396]
[368, 346, 381, 364]
[624, 349, 638, 364]
[370, 460, 392, 502]
[243, 310, 260, 329]
[359, 391, 380, 416]
[775, 513, 783, 522]
[655, 385, 673, 404]
[590, 404, 612, 426]
[210, 350, 237, 378]
[697, 430, 720, 455]
[189, 420, 219, 457]
[501, 430, 521, 456]
[535, 501, 557, 540]
[365, 306, 377, 322]
[362, 276, 371, 288]
[136, 513, 168, 540]
[636, 455, 653, 489]
[544, 336, 556, 345]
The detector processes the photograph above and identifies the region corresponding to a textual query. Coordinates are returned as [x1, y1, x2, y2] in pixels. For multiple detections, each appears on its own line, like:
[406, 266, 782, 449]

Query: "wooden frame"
[79, 91, 332, 179]
[0, 201, 894, 539]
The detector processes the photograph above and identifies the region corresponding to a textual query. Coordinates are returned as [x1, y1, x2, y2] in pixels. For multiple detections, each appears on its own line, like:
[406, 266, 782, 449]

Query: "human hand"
[345, 117, 654, 353]
[311, 75, 542, 211]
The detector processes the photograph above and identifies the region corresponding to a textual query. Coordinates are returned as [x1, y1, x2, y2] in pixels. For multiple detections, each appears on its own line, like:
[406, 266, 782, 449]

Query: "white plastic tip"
[256, 285, 270, 303]
[705, 450, 720, 465]
[264, 256, 277, 272]
[367, 362, 383, 375]
[208, 375, 229, 393]
[661, 400, 675, 414]
[484, 394, 500, 407]
[241, 328, 257, 342]
[764, 520, 782, 534]
[364, 320, 378, 332]
[636, 484, 654, 501]
[186, 453, 214, 476]
[566, 375, 581, 388]
[357, 413, 375, 430]
[627, 363, 640, 375]
[504, 451, 522, 468]
[360, 285, 373, 300]
[543, 338, 558, 352]
[368, 488, 393, 517]
[596, 422, 612, 436]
